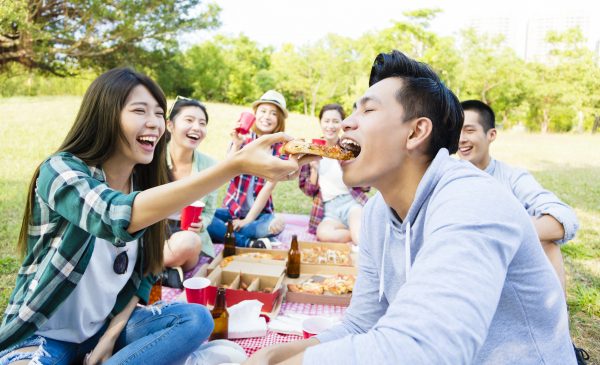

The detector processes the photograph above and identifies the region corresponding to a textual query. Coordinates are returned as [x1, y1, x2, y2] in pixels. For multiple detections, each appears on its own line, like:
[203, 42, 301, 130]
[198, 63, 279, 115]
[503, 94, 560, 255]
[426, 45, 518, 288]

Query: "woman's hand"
[187, 219, 203, 233]
[231, 133, 319, 181]
[232, 218, 250, 231]
[84, 333, 117, 365]
[230, 129, 245, 151]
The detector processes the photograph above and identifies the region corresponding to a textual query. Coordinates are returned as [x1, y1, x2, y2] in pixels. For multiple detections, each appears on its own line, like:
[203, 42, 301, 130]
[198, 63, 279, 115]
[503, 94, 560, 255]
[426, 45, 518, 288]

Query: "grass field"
[1, 96, 599, 362]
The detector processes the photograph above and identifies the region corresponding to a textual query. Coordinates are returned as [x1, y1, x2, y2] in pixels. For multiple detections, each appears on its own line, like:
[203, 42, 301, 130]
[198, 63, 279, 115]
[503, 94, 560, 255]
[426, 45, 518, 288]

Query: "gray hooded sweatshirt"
[303, 149, 575, 365]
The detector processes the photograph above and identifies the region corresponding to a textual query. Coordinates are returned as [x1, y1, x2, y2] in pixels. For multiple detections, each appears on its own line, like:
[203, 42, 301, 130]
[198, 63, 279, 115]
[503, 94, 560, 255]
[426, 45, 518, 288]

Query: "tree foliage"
[2, 6, 600, 132]
[0, 0, 221, 75]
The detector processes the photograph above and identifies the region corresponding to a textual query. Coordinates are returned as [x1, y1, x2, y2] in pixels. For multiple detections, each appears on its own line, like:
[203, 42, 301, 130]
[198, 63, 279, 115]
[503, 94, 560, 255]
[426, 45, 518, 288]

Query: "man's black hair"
[461, 100, 495, 132]
[369, 50, 464, 157]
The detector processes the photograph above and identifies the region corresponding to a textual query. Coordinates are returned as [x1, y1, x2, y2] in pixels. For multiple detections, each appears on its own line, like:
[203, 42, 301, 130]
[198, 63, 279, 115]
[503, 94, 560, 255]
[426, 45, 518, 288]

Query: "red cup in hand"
[180, 200, 205, 230]
[235, 111, 256, 135]
[183, 277, 211, 306]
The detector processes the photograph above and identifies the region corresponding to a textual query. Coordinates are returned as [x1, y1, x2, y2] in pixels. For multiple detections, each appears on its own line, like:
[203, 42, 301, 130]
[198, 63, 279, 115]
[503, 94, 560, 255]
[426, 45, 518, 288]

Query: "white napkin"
[228, 300, 267, 339]
[268, 313, 311, 336]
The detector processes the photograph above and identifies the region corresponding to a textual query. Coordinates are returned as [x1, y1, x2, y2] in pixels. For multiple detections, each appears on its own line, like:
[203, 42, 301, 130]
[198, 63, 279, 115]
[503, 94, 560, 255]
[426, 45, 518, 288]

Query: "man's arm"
[510, 168, 579, 244]
[531, 214, 565, 242]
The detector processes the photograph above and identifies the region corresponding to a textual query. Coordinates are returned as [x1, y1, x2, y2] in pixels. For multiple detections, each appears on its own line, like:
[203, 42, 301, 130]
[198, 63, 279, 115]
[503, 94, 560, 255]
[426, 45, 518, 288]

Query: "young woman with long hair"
[0, 69, 310, 364]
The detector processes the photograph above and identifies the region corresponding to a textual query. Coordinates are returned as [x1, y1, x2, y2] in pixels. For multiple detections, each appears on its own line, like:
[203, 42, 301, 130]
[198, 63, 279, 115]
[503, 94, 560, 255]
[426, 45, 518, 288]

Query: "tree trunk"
[541, 109, 550, 133]
[592, 115, 600, 134]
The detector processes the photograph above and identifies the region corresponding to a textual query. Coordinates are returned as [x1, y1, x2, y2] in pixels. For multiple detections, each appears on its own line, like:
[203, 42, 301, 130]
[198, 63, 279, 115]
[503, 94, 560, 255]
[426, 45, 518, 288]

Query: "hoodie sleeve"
[508, 167, 579, 244]
[303, 177, 526, 365]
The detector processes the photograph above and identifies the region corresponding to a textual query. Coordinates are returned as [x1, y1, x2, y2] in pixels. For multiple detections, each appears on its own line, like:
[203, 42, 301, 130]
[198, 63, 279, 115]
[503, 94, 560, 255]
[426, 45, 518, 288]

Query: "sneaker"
[160, 266, 184, 289]
[249, 238, 272, 250]
[573, 343, 589, 365]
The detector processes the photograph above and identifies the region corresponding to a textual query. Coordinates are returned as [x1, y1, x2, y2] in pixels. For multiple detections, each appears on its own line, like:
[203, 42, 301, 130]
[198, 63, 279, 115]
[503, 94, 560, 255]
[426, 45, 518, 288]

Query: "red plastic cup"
[302, 316, 333, 339]
[312, 138, 326, 146]
[235, 111, 256, 134]
[180, 200, 205, 230]
[184, 277, 211, 305]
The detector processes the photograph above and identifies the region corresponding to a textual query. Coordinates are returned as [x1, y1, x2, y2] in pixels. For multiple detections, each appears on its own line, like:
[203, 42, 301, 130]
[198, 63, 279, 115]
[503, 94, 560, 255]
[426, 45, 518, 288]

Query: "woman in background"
[299, 104, 369, 246]
[208, 90, 289, 248]
[161, 96, 218, 288]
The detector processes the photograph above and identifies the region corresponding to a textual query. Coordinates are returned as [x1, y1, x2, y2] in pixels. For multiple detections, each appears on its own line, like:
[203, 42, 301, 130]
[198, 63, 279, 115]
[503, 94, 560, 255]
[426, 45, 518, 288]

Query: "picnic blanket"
[162, 213, 316, 302]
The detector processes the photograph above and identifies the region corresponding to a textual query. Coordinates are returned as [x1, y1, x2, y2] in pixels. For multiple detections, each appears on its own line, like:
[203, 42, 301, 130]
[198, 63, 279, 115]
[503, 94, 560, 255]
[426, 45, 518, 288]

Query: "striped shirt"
[222, 132, 285, 218]
[0, 152, 153, 349]
[298, 163, 370, 234]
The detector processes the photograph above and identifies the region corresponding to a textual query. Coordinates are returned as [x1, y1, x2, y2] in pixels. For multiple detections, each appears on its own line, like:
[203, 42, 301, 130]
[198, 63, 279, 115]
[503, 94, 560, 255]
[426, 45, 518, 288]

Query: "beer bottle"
[210, 287, 229, 340]
[287, 234, 301, 278]
[223, 220, 236, 257]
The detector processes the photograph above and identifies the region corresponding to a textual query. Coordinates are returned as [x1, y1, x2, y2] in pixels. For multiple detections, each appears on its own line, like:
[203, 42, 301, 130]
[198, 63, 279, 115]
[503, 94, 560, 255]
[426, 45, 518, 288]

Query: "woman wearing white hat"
[207, 90, 289, 248]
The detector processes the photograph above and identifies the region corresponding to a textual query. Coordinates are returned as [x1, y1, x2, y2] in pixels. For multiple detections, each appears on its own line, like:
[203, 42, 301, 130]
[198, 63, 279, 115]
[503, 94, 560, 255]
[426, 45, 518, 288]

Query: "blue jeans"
[0, 301, 213, 365]
[207, 208, 275, 247]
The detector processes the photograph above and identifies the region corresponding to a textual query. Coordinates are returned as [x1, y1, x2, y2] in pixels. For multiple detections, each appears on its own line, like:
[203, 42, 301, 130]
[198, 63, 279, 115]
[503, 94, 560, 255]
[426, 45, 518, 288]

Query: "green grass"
[1, 97, 599, 362]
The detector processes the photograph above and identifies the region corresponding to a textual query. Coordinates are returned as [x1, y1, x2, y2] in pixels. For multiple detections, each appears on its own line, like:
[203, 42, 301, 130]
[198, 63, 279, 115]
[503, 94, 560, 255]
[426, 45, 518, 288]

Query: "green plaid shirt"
[0, 152, 153, 349]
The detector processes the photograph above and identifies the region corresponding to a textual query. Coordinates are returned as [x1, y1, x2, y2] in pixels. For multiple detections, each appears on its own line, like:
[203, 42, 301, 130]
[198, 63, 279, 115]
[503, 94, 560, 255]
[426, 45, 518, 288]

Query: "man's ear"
[407, 117, 433, 151]
[487, 128, 497, 143]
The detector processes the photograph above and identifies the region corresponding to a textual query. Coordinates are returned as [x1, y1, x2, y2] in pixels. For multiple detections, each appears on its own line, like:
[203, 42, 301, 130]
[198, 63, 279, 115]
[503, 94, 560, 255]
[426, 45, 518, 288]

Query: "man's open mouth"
[339, 138, 361, 158]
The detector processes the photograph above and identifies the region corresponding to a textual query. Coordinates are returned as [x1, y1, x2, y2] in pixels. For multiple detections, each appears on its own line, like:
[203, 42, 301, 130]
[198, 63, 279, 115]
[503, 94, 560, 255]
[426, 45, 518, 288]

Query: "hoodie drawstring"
[379, 221, 412, 302]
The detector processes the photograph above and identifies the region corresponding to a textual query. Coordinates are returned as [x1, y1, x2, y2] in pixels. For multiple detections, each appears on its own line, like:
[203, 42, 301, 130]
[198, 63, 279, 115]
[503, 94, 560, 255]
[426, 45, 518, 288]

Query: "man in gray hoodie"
[244, 50, 576, 364]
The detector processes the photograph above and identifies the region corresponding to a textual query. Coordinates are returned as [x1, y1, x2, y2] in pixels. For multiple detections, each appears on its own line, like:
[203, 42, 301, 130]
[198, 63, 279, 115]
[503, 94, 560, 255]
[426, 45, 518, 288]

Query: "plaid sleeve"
[36, 153, 144, 244]
[299, 164, 319, 197]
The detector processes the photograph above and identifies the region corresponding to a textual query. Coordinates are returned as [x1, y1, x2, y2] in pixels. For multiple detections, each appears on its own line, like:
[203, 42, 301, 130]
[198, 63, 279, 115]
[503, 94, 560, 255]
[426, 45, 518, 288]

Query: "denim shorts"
[323, 194, 361, 227]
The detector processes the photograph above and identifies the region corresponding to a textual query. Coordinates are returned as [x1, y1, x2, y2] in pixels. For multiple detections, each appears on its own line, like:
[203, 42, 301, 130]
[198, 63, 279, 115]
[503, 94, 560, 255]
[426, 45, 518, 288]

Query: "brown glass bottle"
[287, 234, 301, 278]
[210, 287, 229, 340]
[223, 220, 236, 257]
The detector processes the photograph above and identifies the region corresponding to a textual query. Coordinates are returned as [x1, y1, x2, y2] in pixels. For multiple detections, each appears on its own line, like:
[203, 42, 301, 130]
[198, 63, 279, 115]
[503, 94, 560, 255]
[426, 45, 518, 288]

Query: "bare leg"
[347, 206, 363, 245]
[541, 240, 567, 298]
[316, 219, 352, 243]
[163, 231, 202, 271]
[5, 346, 40, 365]
[268, 215, 286, 235]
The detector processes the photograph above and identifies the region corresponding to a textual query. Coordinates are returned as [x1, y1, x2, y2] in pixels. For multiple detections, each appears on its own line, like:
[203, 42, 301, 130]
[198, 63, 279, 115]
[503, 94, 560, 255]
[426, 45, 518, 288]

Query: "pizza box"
[207, 247, 288, 275]
[298, 241, 355, 267]
[205, 266, 285, 313]
[282, 262, 357, 306]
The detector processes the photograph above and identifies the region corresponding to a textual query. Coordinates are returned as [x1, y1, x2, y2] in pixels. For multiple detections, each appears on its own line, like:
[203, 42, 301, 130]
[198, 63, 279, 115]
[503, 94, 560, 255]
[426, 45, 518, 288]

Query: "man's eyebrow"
[354, 96, 381, 109]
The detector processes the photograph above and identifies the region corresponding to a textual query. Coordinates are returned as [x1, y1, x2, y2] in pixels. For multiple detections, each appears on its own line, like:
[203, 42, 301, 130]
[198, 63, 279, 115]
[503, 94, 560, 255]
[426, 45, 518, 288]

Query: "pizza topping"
[287, 274, 355, 295]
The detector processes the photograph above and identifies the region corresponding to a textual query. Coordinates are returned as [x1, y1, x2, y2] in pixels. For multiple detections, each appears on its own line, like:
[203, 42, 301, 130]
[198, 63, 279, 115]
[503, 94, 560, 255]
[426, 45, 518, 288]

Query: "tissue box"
[206, 266, 284, 313]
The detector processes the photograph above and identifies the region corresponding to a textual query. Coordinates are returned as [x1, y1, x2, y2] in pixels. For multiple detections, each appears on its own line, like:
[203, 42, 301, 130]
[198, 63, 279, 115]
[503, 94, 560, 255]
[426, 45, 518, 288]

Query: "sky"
[189, 0, 600, 57]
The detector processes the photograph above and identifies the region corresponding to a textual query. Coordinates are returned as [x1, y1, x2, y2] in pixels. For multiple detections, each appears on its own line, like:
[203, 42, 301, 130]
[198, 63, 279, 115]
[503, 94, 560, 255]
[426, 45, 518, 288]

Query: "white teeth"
[341, 138, 360, 147]
[138, 136, 157, 142]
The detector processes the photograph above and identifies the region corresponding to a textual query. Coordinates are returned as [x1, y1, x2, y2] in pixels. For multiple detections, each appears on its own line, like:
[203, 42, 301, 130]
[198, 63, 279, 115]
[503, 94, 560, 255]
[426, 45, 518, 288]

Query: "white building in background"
[465, 13, 600, 62]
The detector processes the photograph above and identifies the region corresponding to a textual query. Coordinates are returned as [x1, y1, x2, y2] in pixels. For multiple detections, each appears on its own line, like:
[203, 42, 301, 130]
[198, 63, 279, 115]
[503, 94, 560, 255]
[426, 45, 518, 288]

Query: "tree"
[0, 0, 221, 75]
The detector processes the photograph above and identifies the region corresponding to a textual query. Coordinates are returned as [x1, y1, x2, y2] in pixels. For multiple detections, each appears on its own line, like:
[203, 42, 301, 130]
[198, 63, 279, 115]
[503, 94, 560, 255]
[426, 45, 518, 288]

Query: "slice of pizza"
[281, 139, 356, 161]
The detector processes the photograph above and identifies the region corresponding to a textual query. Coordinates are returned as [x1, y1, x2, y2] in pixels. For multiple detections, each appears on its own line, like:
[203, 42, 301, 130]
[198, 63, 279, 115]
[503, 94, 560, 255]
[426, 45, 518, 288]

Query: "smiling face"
[457, 110, 495, 170]
[254, 103, 280, 135]
[167, 105, 207, 150]
[116, 84, 165, 166]
[320, 109, 343, 143]
[339, 77, 414, 190]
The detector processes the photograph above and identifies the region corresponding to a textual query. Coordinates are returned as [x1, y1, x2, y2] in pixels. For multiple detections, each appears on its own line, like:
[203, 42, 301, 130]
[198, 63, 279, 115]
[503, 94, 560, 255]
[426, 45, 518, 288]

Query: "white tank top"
[36, 237, 139, 343]
[318, 157, 350, 202]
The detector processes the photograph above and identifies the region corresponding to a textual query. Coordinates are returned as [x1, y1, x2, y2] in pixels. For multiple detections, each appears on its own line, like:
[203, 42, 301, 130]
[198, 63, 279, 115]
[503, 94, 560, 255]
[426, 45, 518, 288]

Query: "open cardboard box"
[284, 260, 358, 307]
[207, 247, 288, 275]
[299, 241, 355, 268]
[205, 266, 285, 313]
